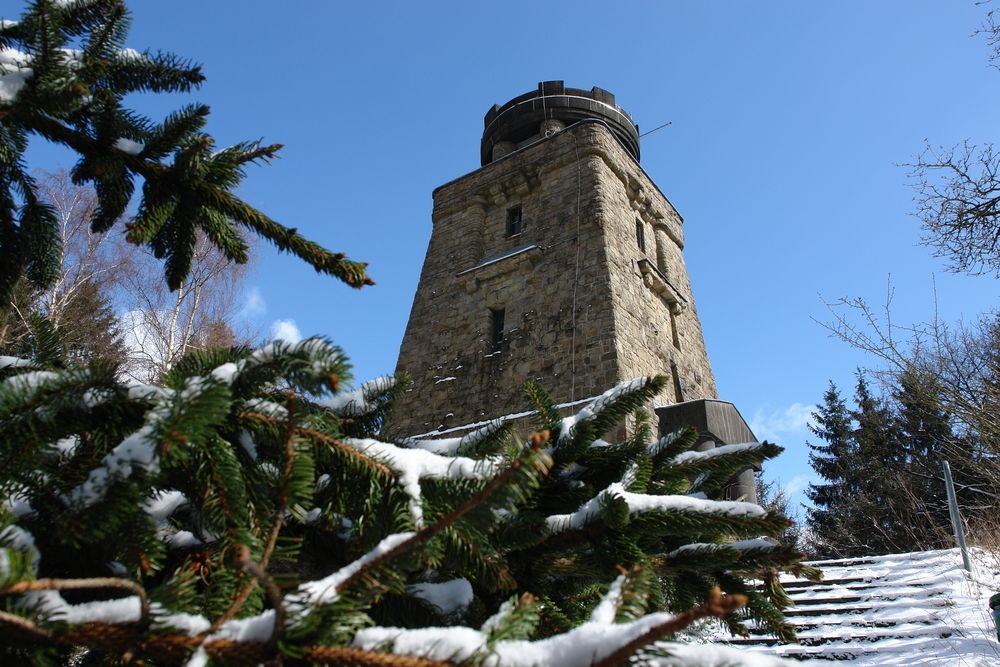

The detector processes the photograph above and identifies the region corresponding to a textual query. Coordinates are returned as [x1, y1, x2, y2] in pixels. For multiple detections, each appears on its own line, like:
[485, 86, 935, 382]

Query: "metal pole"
[942, 460, 972, 572]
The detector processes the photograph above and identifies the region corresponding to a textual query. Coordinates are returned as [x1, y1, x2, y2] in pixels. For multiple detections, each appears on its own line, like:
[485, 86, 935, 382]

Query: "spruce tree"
[1, 275, 126, 368]
[807, 376, 906, 557]
[805, 382, 857, 556]
[807, 372, 974, 557]
[0, 0, 371, 303]
[891, 368, 955, 548]
[1, 350, 813, 665]
[849, 374, 907, 552]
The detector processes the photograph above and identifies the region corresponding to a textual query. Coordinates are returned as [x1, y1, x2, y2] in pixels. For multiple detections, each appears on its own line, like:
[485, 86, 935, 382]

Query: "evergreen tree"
[0, 0, 371, 303]
[0, 351, 814, 665]
[53, 276, 127, 366]
[806, 372, 978, 557]
[805, 382, 858, 557]
[807, 376, 911, 557]
[1, 275, 126, 368]
[890, 368, 955, 548]
[848, 374, 922, 554]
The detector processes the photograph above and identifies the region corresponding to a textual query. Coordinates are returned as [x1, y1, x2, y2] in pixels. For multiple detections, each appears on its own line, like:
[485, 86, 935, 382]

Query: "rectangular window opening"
[506, 206, 523, 237]
[490, 307, 506, 353]
[635, 218, 645, 253]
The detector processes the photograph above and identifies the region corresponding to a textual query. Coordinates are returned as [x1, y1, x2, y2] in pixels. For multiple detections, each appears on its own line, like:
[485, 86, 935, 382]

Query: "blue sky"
[13, 1, 1000, 510]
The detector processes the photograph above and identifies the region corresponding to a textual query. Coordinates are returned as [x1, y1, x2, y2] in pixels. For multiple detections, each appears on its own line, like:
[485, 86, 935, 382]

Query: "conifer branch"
[334, 432, 552, 597]
[0, 610, 53, 644]
[0, 577, 150, 626]
[2, 38, 373, 295]
[303, 645, 452, 666]
[590, 588, 748, 667]
[215, 394, 299, 630]
[233, 545, 285, 650]
[295, 426, 395, 477]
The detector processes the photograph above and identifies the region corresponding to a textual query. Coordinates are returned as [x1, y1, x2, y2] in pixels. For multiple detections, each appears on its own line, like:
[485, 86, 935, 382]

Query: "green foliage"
[0, 0, 371, 303]
[805, 372, 981, 558]
[0, 273, 127, 369]
[0, 338, 808, 664]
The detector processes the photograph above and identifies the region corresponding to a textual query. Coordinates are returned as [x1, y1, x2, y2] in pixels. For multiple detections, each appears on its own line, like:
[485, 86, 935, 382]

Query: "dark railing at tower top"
[481, 81, 640, 166]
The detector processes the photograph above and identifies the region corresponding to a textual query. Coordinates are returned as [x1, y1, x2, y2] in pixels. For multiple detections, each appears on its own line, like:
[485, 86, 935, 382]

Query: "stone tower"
[392, 82, 718, 437]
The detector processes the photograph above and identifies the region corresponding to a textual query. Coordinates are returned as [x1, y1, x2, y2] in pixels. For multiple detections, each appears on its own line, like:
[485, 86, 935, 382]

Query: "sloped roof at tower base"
[657, 399, 756, 449]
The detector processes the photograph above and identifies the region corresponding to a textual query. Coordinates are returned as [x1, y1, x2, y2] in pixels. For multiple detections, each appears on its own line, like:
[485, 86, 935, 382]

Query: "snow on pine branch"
[342, 438, 499, 526]
[0, 44, 131, 105]
[546, 482, 766, 534]
[66, 427, 161, 506]
[668, 442, 763, 466]
[288, 531, 417, 610]
[143, 490, 206, 550]
[589, 573, 628, 625]
[1, 369, 58, 394]
[557, 377, 651, 442]
[39, 532, 421, 648]
[247, 337, 343, 368]
[0, 524, 40, 573]
[0, 46, 32, 103]
[317, 375, 396, 417]
[665, 538, 778, 560]
[351, 604, 756, 667]
[0, 355, 33, 370]
[66, 376, 217, 506]
[211, 337, 351, 394]
[406, 419, 506, 456]
[350, 574, 794, 666]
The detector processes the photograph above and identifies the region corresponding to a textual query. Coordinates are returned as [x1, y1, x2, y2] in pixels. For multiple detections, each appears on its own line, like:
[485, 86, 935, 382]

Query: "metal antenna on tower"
[640, 121, 673, 138]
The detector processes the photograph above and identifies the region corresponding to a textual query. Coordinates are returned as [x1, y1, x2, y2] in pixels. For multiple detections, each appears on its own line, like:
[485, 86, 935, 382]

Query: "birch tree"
[1, 170, 253, 381]
[117, 228, 253, 383]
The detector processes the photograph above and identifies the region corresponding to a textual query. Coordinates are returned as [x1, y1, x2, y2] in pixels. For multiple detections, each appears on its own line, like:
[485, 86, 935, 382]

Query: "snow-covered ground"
[716, 548, 1000, 665]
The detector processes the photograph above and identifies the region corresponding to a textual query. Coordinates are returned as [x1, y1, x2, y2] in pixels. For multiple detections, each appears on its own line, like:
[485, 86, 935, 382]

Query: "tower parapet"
[481, 81, 640, 165]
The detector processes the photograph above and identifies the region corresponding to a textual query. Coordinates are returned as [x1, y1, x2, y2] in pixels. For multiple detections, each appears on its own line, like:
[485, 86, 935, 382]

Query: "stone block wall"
[391, 121, 716, 436]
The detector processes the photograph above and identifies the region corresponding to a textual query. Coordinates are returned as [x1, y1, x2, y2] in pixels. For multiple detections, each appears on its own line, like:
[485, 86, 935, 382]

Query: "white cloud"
[749, 402, 816, 444]
[269, 319, 302, 343]
[240, 286, 266, 318]
[783, 474, 812, 497]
